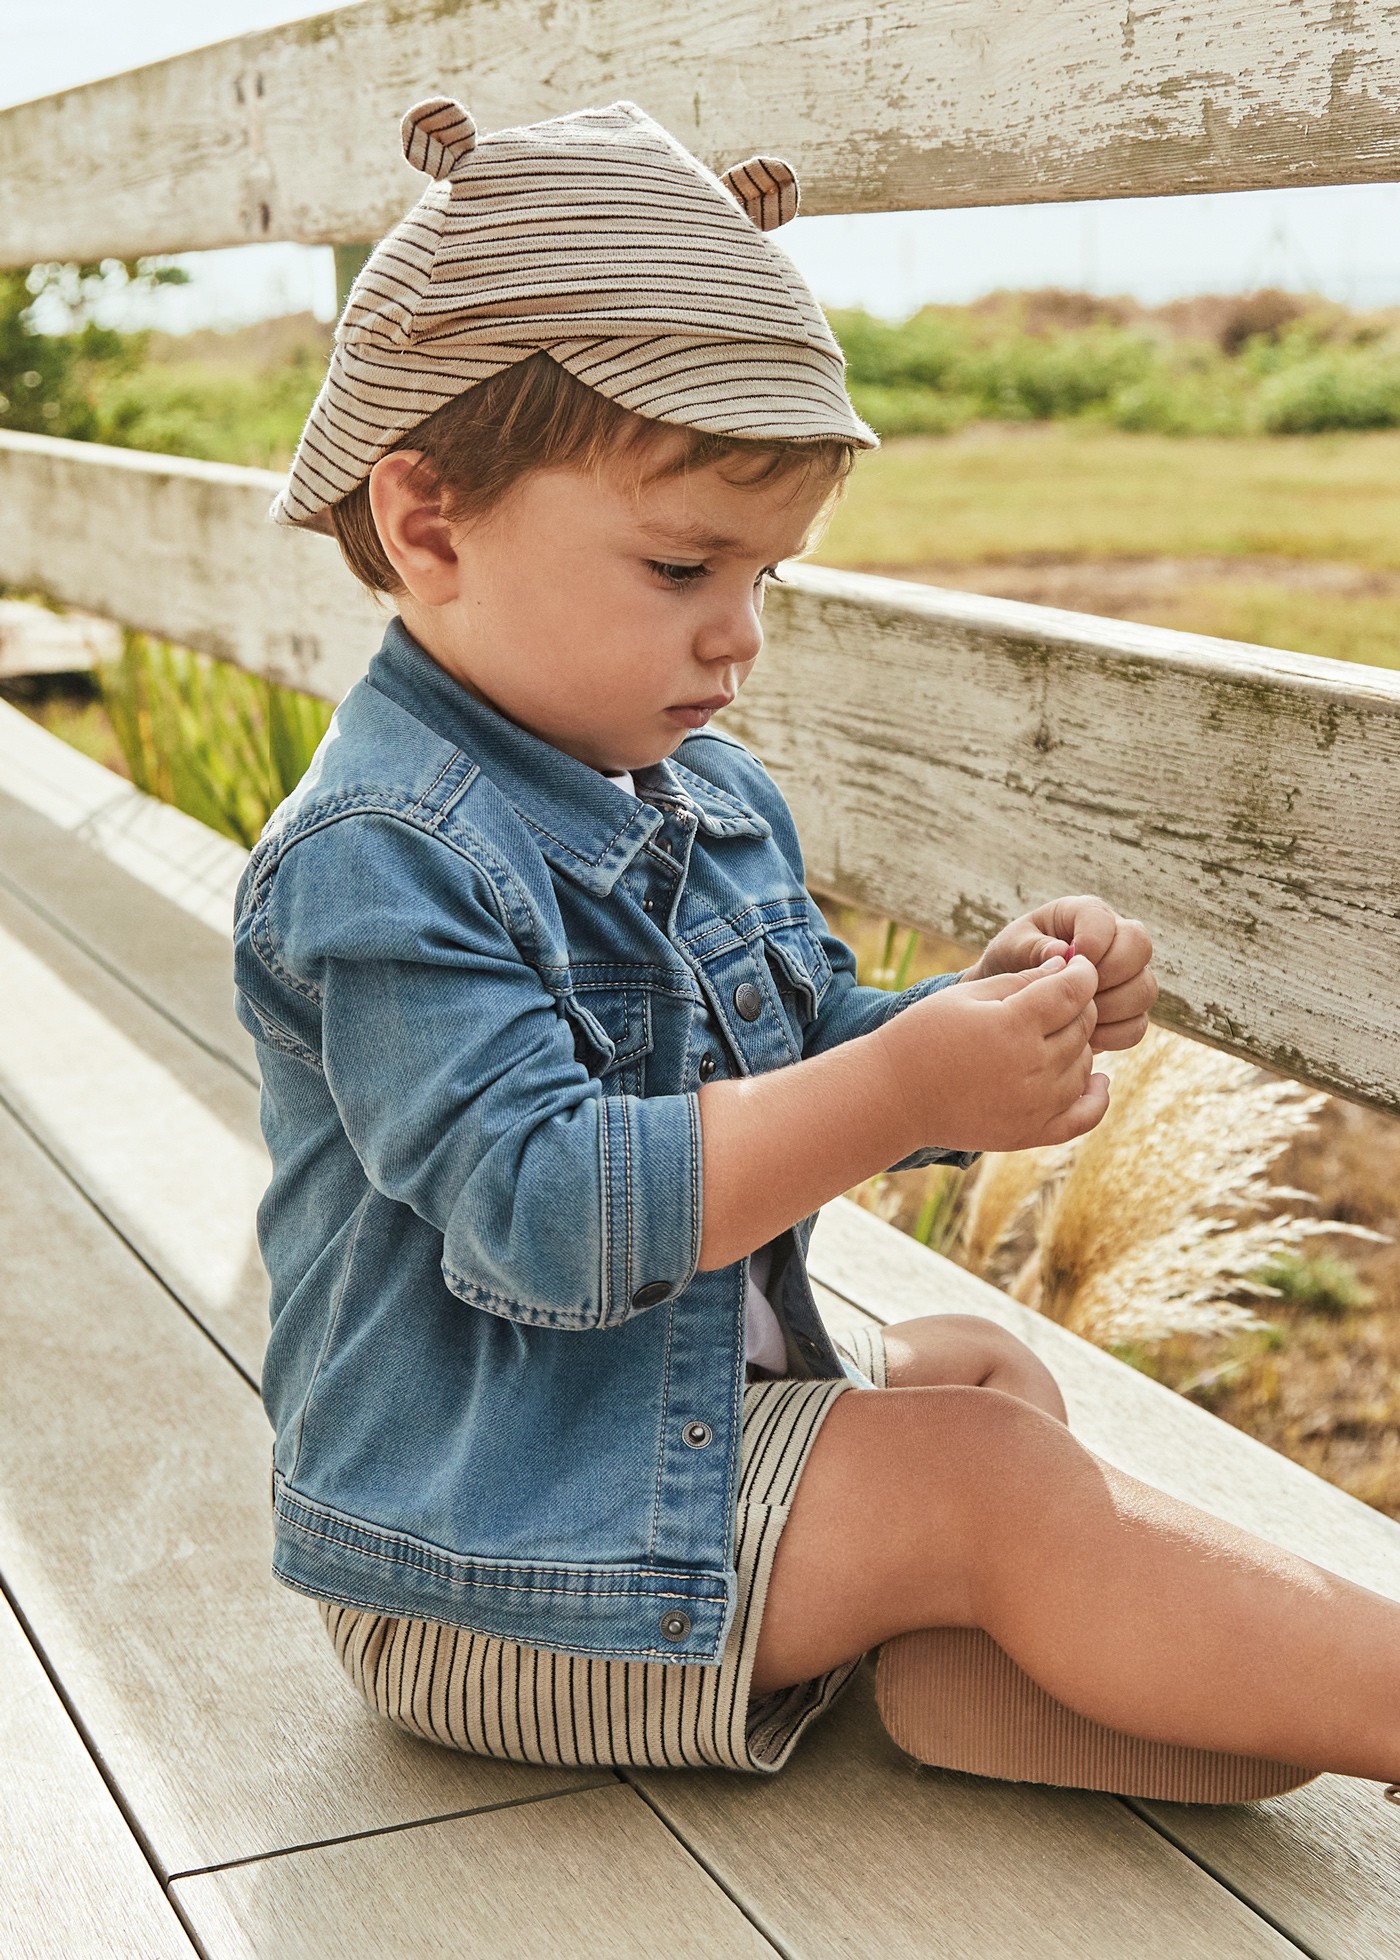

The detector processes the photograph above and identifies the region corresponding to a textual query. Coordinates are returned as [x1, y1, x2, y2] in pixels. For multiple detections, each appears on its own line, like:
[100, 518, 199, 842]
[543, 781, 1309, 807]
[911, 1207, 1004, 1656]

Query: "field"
[816, 424, 1400, 670]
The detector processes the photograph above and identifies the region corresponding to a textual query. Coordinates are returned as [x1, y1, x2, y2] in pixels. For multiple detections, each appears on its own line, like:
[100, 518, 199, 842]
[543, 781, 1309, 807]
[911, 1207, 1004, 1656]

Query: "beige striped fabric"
[318, 1322, 889, 1773]
[272, 95, 876, 537]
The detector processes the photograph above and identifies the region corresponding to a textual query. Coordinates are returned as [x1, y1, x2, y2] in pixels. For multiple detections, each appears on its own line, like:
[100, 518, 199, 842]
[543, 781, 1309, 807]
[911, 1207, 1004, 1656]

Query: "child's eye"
[645, 562, 787, 589]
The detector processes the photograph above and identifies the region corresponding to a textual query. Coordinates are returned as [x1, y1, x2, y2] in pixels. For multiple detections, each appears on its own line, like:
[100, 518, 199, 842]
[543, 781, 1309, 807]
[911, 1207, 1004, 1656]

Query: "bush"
[1254, 350, 1400, 434]
[830, 293, 1400, 440]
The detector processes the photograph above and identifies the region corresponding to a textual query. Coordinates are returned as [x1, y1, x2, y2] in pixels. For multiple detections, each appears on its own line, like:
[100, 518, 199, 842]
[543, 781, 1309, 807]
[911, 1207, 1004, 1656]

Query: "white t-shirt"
[603, 766, 788, 1373]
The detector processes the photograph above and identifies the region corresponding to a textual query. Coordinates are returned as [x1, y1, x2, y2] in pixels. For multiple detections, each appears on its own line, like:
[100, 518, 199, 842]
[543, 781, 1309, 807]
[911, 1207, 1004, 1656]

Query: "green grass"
[88, 357, 322, 469]
[818, 426, 1400, 571]
[95, 632, 332, 847]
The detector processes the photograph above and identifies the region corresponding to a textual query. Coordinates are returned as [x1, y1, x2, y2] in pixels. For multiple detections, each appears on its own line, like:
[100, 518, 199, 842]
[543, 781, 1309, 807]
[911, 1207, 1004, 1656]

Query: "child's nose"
[694, 593, 764, 669]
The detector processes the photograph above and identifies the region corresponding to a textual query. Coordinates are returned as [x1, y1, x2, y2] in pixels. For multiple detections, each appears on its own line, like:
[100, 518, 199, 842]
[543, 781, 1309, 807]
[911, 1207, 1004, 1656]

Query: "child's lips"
[665, 704, 717, 727]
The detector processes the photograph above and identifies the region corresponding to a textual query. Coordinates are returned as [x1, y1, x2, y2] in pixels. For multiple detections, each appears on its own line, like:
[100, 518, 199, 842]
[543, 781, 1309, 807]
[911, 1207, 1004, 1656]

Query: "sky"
[6, 0, 1400, 332]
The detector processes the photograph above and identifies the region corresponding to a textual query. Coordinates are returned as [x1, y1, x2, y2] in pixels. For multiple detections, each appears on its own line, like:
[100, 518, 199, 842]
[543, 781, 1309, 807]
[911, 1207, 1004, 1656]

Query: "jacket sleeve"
[736, 744, 981, 1175]
[246, 814, 702, 1333]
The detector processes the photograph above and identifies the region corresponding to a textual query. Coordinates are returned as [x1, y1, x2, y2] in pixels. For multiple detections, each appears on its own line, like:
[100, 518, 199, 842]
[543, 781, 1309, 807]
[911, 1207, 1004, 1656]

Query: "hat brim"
[270, 335, 876, 535]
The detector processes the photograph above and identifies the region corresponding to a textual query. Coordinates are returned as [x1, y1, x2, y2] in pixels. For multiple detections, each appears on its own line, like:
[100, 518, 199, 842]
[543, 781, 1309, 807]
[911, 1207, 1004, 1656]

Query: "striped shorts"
[319, 1318, 888, 1773]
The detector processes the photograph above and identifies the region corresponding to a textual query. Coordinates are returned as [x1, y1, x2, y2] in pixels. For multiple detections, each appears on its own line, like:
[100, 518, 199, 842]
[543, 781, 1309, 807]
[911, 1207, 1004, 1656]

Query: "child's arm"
[240, 814, 705, 1333]
[695, 955, 1105, 1271]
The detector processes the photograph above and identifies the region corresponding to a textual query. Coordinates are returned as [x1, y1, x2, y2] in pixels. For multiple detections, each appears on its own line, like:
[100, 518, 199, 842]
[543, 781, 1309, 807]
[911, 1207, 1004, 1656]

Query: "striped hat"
[271, 96, 877, 535]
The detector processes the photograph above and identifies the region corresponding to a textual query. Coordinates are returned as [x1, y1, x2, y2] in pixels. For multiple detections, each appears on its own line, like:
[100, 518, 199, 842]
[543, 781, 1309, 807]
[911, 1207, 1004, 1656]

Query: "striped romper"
[320, 1319, 888, 1772]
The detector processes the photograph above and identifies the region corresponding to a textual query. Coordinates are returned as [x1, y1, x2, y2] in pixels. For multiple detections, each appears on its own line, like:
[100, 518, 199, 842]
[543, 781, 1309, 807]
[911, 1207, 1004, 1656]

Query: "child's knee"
[884, 1313, 1066, 1420]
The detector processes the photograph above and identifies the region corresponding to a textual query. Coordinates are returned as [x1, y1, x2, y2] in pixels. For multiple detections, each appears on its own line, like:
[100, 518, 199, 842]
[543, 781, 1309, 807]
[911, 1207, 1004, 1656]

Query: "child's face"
[373, 439, 835, 774]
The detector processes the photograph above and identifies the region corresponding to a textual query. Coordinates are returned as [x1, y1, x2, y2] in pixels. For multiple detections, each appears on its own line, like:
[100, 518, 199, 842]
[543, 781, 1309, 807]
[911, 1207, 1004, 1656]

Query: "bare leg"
[751, 1380, 1400, 1786]
[877, 1312, 1069, 1422]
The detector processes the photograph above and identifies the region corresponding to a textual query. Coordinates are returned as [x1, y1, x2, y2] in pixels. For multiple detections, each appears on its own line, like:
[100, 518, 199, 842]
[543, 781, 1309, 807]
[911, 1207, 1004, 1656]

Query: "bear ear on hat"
[401, 96, 478, 179]
[719, 156, 799, 230]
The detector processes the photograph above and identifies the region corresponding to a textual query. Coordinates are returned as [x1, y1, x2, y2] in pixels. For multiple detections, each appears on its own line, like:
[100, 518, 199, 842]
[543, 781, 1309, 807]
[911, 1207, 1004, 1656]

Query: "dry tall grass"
[969, 1023, 1382, 1346]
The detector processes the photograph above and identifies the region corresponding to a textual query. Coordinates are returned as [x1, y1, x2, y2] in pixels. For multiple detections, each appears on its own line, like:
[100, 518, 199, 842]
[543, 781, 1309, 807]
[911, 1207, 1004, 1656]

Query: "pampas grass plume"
[960, 1022, 1382, 1345]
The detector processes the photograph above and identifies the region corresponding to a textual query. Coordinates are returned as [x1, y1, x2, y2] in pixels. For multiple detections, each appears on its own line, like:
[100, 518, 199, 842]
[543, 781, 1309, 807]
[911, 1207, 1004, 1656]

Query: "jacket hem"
[274, 1477, 736, 1663]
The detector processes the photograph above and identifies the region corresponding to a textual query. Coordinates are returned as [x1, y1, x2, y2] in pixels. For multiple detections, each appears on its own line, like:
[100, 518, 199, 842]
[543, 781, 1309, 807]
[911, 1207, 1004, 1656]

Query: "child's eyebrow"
[636, 519, 746, 555]
[635, 517, 807, 556]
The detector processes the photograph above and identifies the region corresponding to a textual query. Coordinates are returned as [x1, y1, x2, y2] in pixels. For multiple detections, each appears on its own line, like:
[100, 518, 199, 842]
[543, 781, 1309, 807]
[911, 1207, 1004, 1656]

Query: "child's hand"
[960, 895, 1157, 1054]
[879, 955, 1109, 1153]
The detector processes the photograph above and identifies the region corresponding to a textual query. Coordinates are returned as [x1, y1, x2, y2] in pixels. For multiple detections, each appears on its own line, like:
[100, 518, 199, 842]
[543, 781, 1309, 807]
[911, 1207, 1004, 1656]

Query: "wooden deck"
[2, 697, 1397, 1957]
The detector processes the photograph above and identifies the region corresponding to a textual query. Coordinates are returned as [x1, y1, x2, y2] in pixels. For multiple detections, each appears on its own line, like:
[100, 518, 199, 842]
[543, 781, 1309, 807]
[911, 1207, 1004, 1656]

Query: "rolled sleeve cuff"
[599, 1088, 704, 1328]
[881, 969, 982, 1174]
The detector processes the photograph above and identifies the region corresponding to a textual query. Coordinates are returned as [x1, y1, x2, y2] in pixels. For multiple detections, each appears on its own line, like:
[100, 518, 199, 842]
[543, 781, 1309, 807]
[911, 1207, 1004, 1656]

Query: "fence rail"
[5, 430, 1399, 1116]
[4, 0, 1400, 263]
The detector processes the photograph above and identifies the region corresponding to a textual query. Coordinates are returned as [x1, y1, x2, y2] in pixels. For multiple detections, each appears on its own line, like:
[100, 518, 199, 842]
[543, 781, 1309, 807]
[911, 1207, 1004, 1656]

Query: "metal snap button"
[631, 1280, 671, 1309]
[659, 1610, 692, 1642]
[733, 981, 763, 1021]
[697, 1050, 717, 1081]
[682, 1420, 712, 1449]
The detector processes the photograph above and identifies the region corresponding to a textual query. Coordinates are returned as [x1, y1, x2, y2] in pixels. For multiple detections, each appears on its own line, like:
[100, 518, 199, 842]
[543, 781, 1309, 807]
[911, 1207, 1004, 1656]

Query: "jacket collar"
[364, 616, 771, 895]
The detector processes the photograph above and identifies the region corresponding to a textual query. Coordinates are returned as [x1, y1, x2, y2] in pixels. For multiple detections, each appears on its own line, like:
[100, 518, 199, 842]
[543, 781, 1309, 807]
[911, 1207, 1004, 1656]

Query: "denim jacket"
[232, 615, 976, 1663]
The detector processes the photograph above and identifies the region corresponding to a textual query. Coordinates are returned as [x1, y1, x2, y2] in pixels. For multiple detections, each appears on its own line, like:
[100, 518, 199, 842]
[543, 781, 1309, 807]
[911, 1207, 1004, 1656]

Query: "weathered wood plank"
[174, 1783, 774, 1959]
[0, 879, 270, 1375]
[0, 598, 117, 680]
[0, 1099, 605, 1875]
[0, 438, 381, 702]
[5, 0, 1400, 264]
[0, 1590, 197, 1960]
[633, 1664, 1299, 1960]
[0, 700, 254, 1074]
[744, 565, 1400, 1116]
[6, 440, 1400, 1114]
[805, 1200, 1400, 1958]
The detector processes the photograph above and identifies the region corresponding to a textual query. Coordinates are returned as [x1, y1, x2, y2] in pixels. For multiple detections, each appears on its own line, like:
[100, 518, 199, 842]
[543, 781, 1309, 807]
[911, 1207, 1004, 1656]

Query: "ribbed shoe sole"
[876, 1626, 1320, 1803]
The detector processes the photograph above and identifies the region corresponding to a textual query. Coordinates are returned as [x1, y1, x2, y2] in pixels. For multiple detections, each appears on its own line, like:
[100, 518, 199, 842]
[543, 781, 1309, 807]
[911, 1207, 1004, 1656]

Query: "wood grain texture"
[0, 1100, 603, 1875]
[0, 881, 270, 1375]
[743, 565, 1400, 1115]
[0, 437, 384, 700]
[0, 701, 255, 1076]
[4, 0, 1400, 262]
[0, 1591, 196, 1960]
[0, 696, 251, 940]
[174, 1783, 773, 1959]
[6, 441, 1400, 1114]
[634, 1664, 1298, 1959]
[806, 1199, 1400, 1955]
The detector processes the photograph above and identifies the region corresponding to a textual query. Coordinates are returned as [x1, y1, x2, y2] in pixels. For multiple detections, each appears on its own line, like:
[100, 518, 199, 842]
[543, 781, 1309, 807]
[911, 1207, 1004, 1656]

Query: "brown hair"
[329, 351, 857, 596]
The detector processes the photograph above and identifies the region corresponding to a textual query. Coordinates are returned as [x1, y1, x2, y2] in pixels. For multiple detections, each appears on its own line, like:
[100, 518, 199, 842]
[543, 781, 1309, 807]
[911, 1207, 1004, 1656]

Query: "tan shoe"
[876, 1626, 1321, 1804]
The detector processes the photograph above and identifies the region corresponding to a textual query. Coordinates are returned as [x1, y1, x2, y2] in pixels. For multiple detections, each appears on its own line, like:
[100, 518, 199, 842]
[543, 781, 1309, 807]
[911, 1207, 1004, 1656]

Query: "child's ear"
[368, 452, 462, 603]
[719, 156, 799, 230]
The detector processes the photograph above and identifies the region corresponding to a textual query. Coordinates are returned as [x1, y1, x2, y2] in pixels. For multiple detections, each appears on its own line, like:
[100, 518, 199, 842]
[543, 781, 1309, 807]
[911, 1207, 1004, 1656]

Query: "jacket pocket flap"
[761, 923, 833, 1019]
[561, 989, 654, 1074]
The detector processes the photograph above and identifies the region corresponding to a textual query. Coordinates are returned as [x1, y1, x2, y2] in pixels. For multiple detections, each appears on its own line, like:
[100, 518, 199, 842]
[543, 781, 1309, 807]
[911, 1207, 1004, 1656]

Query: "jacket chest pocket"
[761, 922, 833, 1031]
[561, 989, 655, 1098]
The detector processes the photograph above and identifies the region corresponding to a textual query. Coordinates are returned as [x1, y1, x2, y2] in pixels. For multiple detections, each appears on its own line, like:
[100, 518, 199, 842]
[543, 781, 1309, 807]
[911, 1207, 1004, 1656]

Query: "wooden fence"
[3, 0, 1400, 1116]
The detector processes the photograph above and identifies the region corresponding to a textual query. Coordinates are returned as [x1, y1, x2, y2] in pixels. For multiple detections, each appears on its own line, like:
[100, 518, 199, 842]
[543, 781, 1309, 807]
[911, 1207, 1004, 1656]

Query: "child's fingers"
[1090, 967, 1159, 1024]
[1089, 1013, 1150, 1053]
[1038, 1070, 1111, 1146]
[1044, 1008, 1100, 1069]
[1018, 953, 1099, 1033]
[1095, 917, 1155, 989]
[961, 956, 1069, 1001]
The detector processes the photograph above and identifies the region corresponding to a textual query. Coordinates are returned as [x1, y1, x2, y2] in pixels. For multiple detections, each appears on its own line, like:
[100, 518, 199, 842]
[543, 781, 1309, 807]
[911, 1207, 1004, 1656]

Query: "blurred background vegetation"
[2, 259, 1396, 1520]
